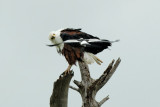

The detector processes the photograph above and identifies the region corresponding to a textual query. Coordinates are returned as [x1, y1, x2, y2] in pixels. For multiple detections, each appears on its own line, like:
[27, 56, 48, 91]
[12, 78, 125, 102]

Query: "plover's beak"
[46, 44, 56, 47]
[46, 43, 60, 47]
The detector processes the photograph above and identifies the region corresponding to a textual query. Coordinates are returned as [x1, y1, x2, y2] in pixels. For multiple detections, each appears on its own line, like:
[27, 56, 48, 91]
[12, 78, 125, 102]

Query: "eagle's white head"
[49, 31, 56, 43]
[49, 29, 63, 44]
[48, 29, 64, 53]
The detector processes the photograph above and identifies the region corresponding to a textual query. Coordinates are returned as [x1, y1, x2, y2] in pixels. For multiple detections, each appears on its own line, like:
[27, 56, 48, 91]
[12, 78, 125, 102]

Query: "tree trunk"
[71, 58, 121, 107]
[78, 61, 99, 107]
[50, 71, 73, 107]
[49, 58, 121, 107]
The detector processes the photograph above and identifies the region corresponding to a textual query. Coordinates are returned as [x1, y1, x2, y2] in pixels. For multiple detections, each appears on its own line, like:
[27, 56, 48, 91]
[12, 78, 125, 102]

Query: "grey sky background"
[0, 0, 160, 107]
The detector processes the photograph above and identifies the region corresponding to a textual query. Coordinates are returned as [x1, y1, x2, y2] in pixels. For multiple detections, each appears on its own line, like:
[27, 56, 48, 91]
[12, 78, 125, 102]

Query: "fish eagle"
[48, 28, 119, 73]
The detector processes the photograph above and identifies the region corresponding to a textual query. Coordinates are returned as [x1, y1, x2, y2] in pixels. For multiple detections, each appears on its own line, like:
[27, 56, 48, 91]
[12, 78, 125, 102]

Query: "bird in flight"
[47, 28, 119, 73]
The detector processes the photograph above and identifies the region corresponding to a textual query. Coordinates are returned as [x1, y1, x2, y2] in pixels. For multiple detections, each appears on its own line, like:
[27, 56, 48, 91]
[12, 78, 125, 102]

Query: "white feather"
[83, 52, 103, 65]
[88, 39, 101, 42]
[64, 40, 80, 43]
[83, 52, 95, 64]
[81, 41, 90, 45]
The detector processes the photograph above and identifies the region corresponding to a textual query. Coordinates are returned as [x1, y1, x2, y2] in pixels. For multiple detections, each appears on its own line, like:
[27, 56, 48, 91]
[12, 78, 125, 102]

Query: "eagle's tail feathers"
[93, 55, 103, 63]
[90, 54, 103, 65]
[83, 52, 103, 65]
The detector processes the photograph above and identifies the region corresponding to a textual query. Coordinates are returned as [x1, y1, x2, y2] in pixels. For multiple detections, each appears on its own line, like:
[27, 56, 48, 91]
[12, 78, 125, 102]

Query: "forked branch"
[73, 58, 121, 107]
[50, 58, 121, 107]
[95, 58, 121, 92]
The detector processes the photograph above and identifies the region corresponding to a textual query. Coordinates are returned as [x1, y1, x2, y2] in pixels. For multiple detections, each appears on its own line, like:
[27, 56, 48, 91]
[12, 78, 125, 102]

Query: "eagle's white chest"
[56, 43, 64, 53]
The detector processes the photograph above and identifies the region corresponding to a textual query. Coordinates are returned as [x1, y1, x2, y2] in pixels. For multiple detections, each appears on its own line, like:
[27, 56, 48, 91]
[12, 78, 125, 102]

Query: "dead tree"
[50, 71, 74, 107]
[50, 58, 121, 107]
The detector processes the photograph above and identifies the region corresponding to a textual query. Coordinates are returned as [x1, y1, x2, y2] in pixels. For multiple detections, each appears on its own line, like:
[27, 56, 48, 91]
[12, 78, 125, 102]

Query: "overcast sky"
[0, 0, 160, 107]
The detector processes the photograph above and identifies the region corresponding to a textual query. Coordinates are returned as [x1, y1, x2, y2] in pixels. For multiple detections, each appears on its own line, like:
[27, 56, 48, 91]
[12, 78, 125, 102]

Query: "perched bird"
[47, 28, 119, 73]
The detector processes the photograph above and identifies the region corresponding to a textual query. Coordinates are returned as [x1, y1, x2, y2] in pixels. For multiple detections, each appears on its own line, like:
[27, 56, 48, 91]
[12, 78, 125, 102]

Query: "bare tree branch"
[99, 95, 110, 106]
[91, 60, 114, 91]
[69, 86, 79, 92]
[73, 80, 82, 88]
[50, 58, 121, 107]
[95, 58, 121, 92]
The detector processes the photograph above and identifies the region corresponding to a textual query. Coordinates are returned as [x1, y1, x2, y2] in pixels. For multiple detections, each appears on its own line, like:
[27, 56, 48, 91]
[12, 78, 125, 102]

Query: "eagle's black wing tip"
[62, 28, 82, 31]
[76, 28, 82, 31]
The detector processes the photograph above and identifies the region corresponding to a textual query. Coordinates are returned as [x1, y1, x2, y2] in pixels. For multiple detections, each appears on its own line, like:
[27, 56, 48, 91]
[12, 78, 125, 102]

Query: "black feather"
[60, 28, 113, 54]
[60, 28, 99, 41]
[46, 44, 60, 47]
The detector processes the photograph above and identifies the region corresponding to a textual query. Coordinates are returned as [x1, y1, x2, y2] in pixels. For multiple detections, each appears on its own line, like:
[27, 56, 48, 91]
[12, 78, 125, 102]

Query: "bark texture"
[70, 58, 121, 107]
[49, 58, 121, 107]
[50, 71, 74, 107]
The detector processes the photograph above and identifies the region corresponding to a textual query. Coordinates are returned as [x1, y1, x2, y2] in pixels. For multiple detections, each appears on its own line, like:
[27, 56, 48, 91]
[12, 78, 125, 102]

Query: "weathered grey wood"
[98, 95, 109, 106]
[50, 58, 121, 107]
[95, 58, 121, 92]
[71, 58, 121, 107]
[50, 71, 73, 107]
[78, 61, 98, 107]
[69, 86, 79, 92]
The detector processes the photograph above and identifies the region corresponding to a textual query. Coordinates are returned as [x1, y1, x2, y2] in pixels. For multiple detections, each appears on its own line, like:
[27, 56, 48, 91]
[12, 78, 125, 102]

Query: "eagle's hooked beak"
[48, 33, 57, 47]
[50, 36, 55, 40]
[49, 33, 56, 40]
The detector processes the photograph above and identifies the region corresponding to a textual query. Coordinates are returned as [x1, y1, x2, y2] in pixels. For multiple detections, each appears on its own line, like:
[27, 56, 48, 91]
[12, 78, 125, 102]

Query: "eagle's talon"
[64, 65, 72, 75]
[64, 70, 70, 75]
